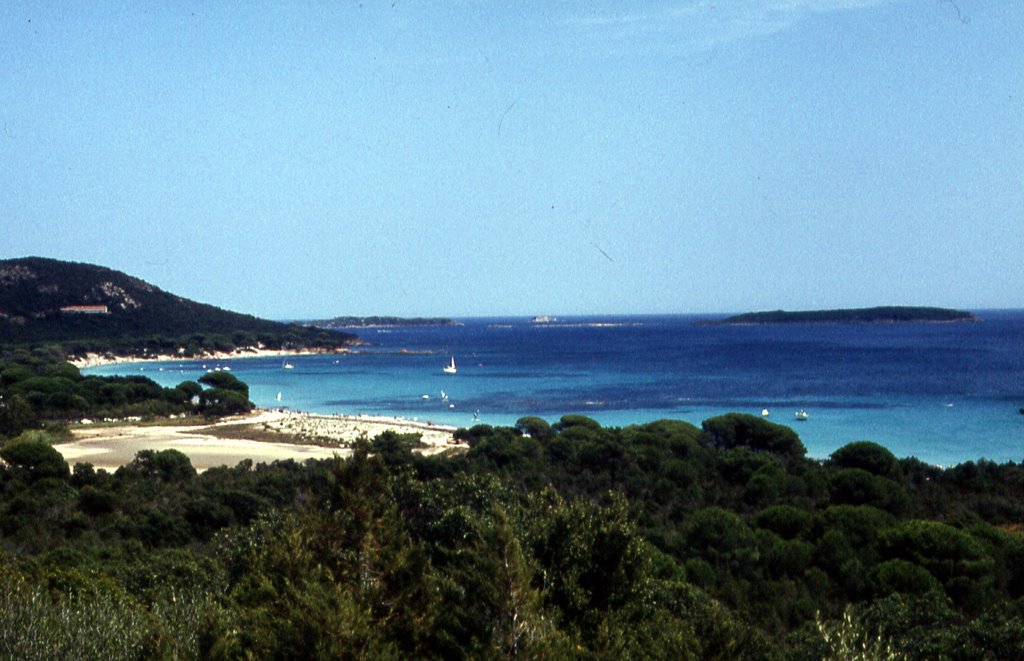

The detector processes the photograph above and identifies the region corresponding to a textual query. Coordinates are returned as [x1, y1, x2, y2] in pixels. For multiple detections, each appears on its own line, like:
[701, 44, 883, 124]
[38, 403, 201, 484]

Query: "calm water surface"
[88, 311, 1024, 466]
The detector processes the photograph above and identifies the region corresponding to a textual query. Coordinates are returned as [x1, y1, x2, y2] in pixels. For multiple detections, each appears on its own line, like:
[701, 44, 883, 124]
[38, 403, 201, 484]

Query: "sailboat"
[443, 356, 457, 374]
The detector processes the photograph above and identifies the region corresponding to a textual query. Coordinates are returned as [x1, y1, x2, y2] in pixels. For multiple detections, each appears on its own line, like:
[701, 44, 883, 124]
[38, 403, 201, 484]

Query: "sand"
[68, 346, 356, 369]
[57, 409, 460, 473]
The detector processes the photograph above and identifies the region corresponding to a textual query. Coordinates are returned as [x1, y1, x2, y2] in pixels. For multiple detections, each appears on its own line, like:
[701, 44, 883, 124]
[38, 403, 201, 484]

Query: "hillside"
[718, 306, 978, 325]
[0, 257, 357, 351]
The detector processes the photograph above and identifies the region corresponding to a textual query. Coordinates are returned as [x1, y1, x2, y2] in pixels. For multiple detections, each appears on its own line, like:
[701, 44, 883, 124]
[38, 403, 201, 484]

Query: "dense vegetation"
[0, 257, 357, 354]
[2, 345, 1022, 658]
[719, 307, 978, 325]
[0, 347, 253, 437]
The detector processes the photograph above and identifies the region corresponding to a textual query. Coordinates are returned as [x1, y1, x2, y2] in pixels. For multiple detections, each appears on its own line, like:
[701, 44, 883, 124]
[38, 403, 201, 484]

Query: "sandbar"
[57, 410, 460, 473]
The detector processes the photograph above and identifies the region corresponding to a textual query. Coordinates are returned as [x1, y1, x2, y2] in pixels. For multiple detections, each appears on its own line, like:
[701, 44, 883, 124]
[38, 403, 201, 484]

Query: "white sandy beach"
[57, 409, 460, 473]
[68, 346, 357, 369]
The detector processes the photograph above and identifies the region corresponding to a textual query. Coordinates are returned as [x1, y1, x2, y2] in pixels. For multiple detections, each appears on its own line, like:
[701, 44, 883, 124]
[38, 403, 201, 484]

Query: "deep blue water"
[88, 311, 1024, 466]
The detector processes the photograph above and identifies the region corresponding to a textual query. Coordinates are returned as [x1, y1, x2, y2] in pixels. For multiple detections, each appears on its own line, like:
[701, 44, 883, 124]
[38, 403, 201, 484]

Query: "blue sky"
[2, 1, 1020, 318]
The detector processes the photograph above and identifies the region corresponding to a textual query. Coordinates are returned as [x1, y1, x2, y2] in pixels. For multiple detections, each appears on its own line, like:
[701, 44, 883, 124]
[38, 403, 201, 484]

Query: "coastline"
[57, 409, 462, 473]
[69, 346, 357, 370]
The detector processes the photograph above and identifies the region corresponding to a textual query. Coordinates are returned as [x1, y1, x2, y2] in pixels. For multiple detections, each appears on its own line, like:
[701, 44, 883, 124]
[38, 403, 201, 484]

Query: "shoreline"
[57, 409, 462, 473]
[69, 346, 357, 370]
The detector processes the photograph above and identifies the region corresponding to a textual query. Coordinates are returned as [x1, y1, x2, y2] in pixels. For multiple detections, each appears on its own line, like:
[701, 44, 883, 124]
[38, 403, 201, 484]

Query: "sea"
[85, 311, 1024, 467]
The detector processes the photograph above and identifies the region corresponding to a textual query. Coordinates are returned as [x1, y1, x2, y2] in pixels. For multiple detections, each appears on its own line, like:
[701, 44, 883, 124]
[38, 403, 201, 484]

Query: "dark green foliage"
[831, 440, 902, 478]
[79, 484, 117, 516]
[119, 449, 197, 482]
[176, 380, 203, 400]
[852, 592, 1024, 660]
[0, 386, 1021, 659]
[371, 431, 423, 465]
[754, 505, 814, 539]
[869, 559, 943, 597]
[879, 520, 995, 611]
[553, 413, 603, 432]
[829, 467, 908, 513]
[452, 423, 496, 447]
[0, 394, 37, 437]
[0, 438, 70, 482]
[198, 370, 248, 395]
[0, 353, 217, 430]
[685, 507, 757, 575]
[198, 388, 252, 416]
[515, 415, 554, 441]
[701, 413, 807, 460]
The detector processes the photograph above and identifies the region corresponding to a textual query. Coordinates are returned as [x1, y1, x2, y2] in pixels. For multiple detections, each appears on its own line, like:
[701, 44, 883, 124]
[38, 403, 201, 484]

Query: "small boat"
[795, 410, 809, 421]
[443, 357, 457, 374]
[283, 360, 294, 369]
[761, 408, 770, 417]
[276, 392, 282, 402]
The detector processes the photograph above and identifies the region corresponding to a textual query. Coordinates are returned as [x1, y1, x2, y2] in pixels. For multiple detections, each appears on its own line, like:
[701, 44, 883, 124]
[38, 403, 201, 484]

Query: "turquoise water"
[87, 312, 1024, 466]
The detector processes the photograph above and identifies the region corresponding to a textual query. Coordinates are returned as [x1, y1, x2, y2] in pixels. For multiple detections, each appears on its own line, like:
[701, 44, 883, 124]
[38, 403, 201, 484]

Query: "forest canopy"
[2, 372, 1022, 658]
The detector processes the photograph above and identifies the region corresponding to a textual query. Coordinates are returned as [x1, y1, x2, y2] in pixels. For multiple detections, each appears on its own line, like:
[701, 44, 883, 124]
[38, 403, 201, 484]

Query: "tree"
[0, 438, 70, 482]
[831, 441, 901, 478]
[0, 394, 38, 437]
[371, 431, 422, 465]
[515, 416, 554, 442]
[701, 414, 806, 461]
[684, 507, 757, 576]
[878, 520, 999, 613]
[198, 371, 249, 397]
[829, 468, 907, 514]
[198, 388, 252, 416]
[754, 505, 813, 540]
[121, 449, 197, 482]
[553, 414, 602, 433]
[868, 559, 943, 598]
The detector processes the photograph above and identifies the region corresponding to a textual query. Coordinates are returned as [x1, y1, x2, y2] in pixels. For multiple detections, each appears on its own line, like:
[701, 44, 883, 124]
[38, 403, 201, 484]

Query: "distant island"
[717, 306, 978, 325]
[305, 316, 458, 329]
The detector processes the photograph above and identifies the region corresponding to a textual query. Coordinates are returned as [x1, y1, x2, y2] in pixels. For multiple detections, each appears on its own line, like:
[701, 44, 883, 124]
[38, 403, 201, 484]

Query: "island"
[716, 306, 978, 325]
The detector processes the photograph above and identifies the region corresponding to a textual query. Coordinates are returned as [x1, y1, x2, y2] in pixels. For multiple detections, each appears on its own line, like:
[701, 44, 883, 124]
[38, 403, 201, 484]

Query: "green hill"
[719, 306, 978, 325]
[0, 257, 356, 352]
